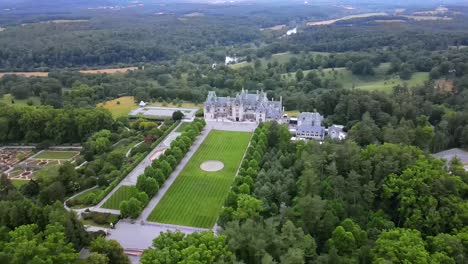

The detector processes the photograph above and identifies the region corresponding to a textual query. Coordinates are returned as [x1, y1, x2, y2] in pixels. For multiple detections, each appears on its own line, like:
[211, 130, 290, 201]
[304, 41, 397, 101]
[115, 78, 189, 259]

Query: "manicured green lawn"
[147, 130, 251, 228]
[33, 151, 79, 160]
[102, 185, 136, 210]
[11, 179, 29, 189]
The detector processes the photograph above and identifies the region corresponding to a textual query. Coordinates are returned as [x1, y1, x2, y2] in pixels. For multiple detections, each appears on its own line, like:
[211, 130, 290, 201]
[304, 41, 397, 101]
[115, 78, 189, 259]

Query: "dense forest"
[140, 122, 467, 263]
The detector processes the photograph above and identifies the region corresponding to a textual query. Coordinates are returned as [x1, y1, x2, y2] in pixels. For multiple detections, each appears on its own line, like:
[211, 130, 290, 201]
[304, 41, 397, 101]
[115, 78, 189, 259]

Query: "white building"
[204, 89, 283, 123]
[328, 125, 347, 140]
[286, 27, 297, 36]
[225, 56, 239, 65]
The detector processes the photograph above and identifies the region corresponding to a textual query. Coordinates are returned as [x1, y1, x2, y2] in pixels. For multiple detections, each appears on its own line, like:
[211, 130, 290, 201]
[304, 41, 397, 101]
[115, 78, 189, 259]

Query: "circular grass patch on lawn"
[200, 160, 224, 172]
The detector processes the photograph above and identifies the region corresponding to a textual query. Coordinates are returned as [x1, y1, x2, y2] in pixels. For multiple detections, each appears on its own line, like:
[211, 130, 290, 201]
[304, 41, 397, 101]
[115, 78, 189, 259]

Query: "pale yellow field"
[0, 67, 138, 78]
[79, 67, 138, 74]
[307, 12, 389, 26]
[375, 20, 406, 23]
[48, 20, 89, 24]
[97, 96, 137, 118]
[404, 16, 452, 21]
[97, 96, 202, 118]
[261, 24, 287, 31]
[0, 72, 49, 78]
[183, 12, 204, 17]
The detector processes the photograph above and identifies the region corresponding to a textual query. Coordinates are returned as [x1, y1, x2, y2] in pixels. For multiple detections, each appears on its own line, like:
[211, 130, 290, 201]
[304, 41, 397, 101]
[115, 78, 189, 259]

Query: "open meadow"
[229, 51, 330, 70]
[97, 96, 137, 118]
[147, 130, 251, 228]
[282, 63, 429, 93]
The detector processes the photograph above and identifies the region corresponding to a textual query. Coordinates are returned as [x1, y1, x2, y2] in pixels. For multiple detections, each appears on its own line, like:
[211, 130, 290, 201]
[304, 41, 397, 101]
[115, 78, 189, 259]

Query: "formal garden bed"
[81, 211, 120, 228]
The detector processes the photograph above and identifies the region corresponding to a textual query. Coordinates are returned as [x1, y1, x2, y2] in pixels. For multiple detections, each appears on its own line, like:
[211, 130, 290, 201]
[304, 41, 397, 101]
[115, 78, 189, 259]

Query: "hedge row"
[218, 124, 269, 226]
[92, 120, 180, 206]
[120, 119, 206, 219]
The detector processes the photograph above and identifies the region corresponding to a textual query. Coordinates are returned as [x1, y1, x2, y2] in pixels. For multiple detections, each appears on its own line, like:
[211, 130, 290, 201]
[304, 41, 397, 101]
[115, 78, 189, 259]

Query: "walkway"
[64, 185, 99, 212]
[93, 122, 182, 213]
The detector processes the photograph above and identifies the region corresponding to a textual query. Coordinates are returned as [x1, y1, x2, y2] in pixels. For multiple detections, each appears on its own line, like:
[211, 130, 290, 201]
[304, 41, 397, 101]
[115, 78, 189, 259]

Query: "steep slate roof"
[297, 124, 325, 134]
[205, 90, 282, 119]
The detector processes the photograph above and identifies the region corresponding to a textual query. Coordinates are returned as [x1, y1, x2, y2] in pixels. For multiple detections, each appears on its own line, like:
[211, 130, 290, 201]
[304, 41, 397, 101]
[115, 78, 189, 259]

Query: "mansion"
[204, 89, 284, 122]
[292, 112, 347, 141]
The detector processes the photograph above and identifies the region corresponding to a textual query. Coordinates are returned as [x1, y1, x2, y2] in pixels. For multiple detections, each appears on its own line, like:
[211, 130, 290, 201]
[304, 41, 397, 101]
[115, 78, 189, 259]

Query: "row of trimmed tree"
[218, 124, 268, 226]
[119, 119, 206, 218]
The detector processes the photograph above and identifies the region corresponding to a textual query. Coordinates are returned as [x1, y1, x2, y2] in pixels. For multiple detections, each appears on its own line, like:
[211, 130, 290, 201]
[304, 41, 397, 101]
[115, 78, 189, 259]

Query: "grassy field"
[11, 179, 29, 189]
[229, 52, 329, 70]
[102, 185, 135, 210]
[354, 72, 429, 92]
[229, 52, 329, 69]
[307, 12, 389, 26]
[147, 130, 251, 228]
[97, 96, 137, 118]
[230, 52, 294, 69]
[33, 151, 79, 160]
[1, 94, 41, 106]
[282, 64, 429, 93]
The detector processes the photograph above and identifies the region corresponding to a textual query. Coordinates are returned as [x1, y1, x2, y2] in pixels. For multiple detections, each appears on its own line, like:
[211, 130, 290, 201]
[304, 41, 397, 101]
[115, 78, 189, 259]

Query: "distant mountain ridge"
[0, 0, 134, 11]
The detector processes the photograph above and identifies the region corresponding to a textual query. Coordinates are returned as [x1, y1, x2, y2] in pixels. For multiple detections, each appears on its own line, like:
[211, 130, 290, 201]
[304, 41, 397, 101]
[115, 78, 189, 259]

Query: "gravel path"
[63, 185, 99, 212]
[94, 122, 183, 211]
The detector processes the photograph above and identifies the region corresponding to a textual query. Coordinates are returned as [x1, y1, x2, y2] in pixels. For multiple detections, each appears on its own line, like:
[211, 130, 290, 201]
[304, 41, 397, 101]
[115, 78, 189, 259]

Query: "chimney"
[280, 96, 282, 104]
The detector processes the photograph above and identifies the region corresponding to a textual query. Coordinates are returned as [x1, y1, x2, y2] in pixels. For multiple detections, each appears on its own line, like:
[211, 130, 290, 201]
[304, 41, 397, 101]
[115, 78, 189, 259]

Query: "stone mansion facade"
[204, 89, 284, 122]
